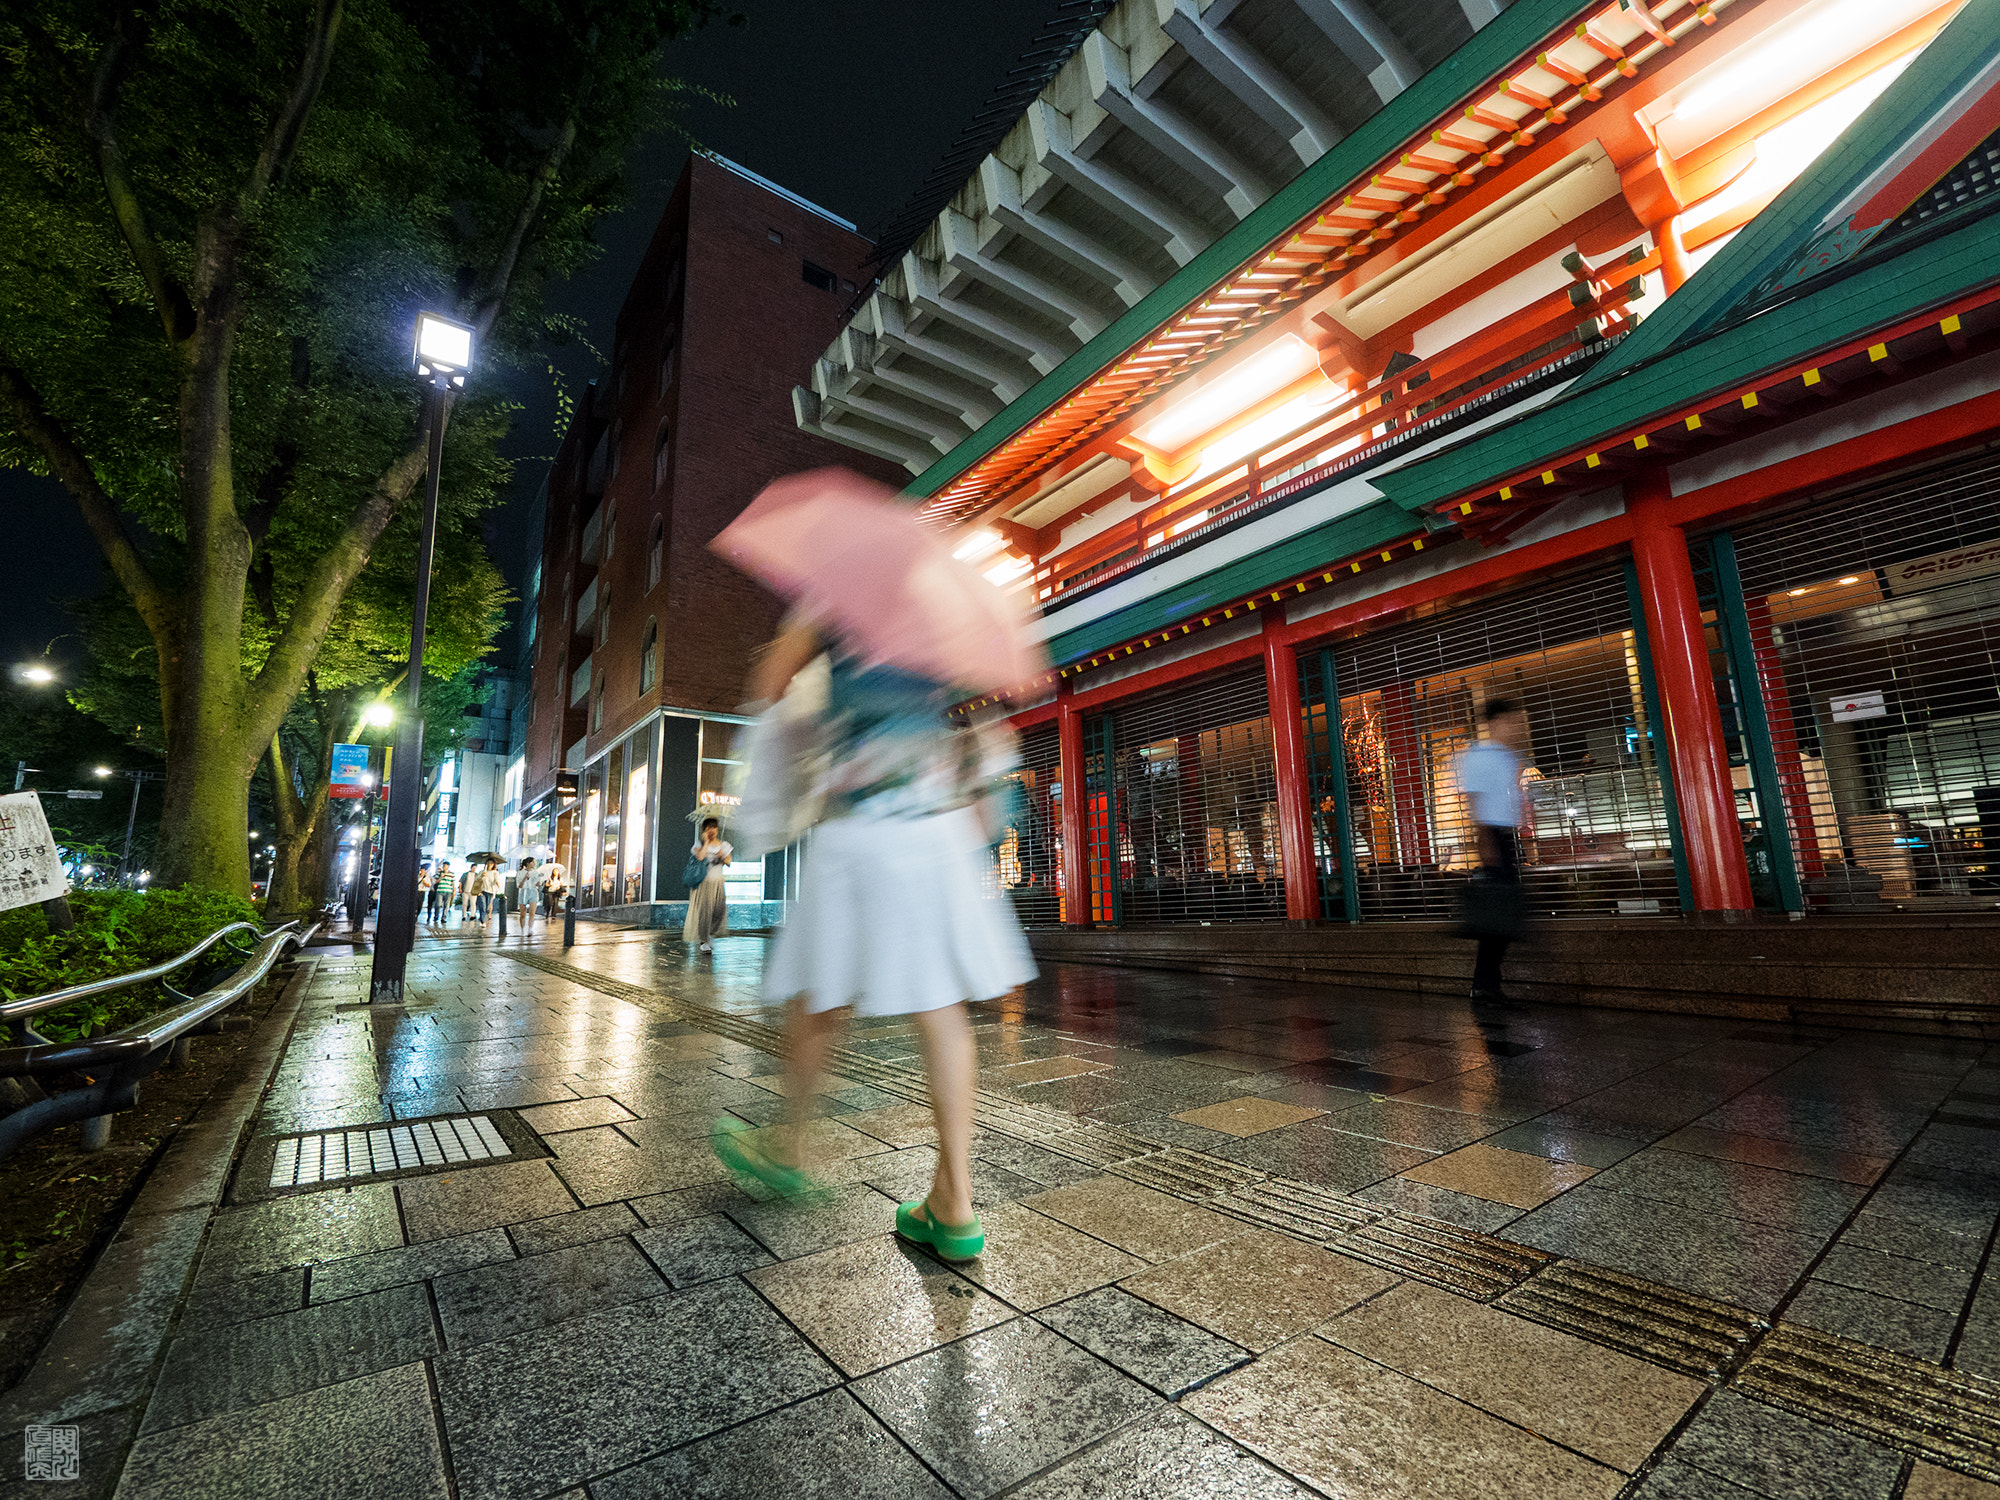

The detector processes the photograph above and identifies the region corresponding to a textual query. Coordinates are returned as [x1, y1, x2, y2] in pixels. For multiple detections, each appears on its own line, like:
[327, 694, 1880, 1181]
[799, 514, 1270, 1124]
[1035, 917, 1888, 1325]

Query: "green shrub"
[0, 887, 261, 1044]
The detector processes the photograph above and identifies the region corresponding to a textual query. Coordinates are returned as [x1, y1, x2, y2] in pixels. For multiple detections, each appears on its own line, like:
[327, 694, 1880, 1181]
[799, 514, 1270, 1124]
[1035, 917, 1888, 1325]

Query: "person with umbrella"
[707, 468, 1040, 1262]
[684, 814, 732, 952]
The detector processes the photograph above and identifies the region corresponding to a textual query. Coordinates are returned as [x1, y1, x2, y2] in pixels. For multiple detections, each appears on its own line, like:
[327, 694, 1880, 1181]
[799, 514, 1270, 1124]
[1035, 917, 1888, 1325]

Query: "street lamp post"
[370, 312, 474, 1005]
[95, 766, 164, 884]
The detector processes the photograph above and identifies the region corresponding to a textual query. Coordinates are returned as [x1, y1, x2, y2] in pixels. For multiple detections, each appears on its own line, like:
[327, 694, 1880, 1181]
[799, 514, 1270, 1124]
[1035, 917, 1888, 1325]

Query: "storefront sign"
[1829, 691, 1888, 722]
[330, 741, 370, 800]
[1883, 537, 2000, 595]
[696, 791, 740, 808]
[0, 792, 67, 912]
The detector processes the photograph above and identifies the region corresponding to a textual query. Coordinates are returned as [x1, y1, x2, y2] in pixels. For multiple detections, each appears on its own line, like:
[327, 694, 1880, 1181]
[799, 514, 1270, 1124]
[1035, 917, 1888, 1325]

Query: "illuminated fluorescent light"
[1131, 334, 1321, 453]
[952, 529, 1005, 563]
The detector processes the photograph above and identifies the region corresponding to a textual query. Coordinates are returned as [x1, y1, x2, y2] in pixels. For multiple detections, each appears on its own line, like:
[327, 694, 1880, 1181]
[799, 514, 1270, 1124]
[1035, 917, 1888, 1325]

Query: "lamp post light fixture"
[16, 664, 56, 686]
[94, 766, 164, 884]
[371, 310, 475, 1004]
[362, 702, 396, 728]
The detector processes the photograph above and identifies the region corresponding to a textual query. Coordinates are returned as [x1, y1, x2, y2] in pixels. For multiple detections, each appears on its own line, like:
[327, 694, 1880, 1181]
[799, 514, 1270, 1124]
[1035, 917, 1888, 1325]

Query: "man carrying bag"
[1455, 697, 1530, 1004]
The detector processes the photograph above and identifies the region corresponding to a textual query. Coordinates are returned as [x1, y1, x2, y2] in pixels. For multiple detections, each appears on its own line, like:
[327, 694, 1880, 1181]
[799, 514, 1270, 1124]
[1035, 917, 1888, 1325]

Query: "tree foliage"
[0, 0, 731, 893]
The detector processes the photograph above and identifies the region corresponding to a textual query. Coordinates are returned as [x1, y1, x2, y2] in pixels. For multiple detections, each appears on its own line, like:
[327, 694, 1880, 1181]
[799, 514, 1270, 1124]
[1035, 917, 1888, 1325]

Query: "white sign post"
[0, 792, 69, 913]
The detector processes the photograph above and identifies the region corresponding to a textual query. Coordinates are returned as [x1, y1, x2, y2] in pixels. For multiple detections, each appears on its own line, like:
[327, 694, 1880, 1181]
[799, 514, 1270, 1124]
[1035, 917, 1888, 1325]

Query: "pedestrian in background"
[683, 818, 731, 952]
[429, 860, 455, 927]
[416, 865, 435, 929]
[479, 857, 503, 931]
[516, 857, 544, 938]
[1456, 697, 1531, 1005]
[543, 860, 568, 919]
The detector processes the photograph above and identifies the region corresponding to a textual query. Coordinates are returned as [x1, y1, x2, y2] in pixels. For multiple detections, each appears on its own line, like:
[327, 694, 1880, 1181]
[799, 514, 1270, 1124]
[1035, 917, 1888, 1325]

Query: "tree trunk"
[155, 735, 258, 895]
[299, 802, 334, 915]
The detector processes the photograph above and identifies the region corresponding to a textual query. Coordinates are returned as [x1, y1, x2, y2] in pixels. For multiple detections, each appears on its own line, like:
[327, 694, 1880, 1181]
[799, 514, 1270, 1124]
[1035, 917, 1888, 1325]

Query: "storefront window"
[624, 724, 655, 905]
[601, 750, 623, 906]
[579, 778, 602, 908]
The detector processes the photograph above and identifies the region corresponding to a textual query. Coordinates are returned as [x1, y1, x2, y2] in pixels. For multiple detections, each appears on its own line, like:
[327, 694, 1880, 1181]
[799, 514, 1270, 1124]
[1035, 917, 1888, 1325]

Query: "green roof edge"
[899, 0, 1597, 505]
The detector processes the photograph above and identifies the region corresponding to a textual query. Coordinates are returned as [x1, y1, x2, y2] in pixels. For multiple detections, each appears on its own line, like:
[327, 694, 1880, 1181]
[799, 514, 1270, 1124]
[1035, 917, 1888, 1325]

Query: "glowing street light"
[362, 702, 396, 728]
[95, 766, 112, 778]
[413, 312, 475, 387]
[16, 664, 56, 685]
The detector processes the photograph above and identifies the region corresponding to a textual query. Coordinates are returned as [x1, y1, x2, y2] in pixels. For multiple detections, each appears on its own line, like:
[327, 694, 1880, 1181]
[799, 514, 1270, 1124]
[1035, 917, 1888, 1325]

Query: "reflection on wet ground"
[93, 928, 2000, 1498]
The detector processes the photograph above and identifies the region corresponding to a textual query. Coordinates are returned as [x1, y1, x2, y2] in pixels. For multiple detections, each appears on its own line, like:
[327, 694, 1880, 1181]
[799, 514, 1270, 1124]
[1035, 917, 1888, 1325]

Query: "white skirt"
[765, 805, 1038, 1016]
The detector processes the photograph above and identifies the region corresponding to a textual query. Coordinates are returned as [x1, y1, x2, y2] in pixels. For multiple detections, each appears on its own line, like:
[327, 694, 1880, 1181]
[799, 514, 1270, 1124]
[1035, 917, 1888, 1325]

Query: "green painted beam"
[901, 0, 1603, 504]
[1045, 498, 1415, 663]
[1369, 210, 2000, 516]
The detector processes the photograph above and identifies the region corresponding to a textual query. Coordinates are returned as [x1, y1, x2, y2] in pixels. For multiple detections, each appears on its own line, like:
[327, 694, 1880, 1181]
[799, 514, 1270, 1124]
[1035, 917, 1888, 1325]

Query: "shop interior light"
[952, 529, 1006, 563]
[1839, 576, 1862, 584]
[1131, 334, 1321, 455]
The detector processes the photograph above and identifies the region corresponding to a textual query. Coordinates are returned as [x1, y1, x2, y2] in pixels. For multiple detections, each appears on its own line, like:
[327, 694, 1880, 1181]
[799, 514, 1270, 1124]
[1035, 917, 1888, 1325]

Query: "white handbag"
[728, 654, 832, 859]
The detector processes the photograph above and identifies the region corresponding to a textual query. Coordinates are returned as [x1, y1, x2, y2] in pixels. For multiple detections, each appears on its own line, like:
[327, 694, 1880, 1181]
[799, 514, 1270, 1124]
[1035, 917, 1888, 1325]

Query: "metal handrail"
[0, 920, 319, 1161]
[0, 920, 264, 1022]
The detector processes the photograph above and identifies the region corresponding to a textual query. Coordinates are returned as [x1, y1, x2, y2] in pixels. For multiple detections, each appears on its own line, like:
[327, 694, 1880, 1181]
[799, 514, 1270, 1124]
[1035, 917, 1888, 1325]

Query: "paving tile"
[146, 1283, 439, 1432]
[505, 1202, 643, 1257]
[851, 1317, 1159, 1499]
[724, 1182, 899, 1259]
[852, 1147, 1045, 1207]
[1666, 1391, 1903, 1500]
[1035, 1286, 1250, 1397]
[627, 1180, 765, 1227]
[970, 1135, 1103, 1188]
[516, 1096, 637, 1134]
[736, 1116, 895, 1167]
[1505, 1185, 1824, 1312]
[1009, 1405, 1310, 1499]
[838, 1101, 940, 1147]
[199, 1186, 404, 1280]
[1120, 1230, 1398, 1351]
[1172, 1096, 1326, 1137]
[984, 1055, 1109, 1085]
[1205, 1121, 1435, 1191]
[1783, 1282, 1957, 1361]
[1839, 1209, 1992, 1272]
[1906, 1462, 2000, 1499]
[590, 1387, 952, 1500]
[434, 1279, 839, 1500]
[1351, 1176, 1525, 1233]
[1185, 1335, 1624, 1499]
[633, 1212, 774, 1286]
[546, 1129, 734, 1206]
[395, 1159, 578, 1242]
[1020, 1175, 1244, 1262]
[616, 1106, 753, 1145]
[311, 1229, 516, 1302]
[1319, 1098, 1508, 1152]
[1582, 1147, 1867, 1235]
[1401, 1142, 1597, 1209]
[745, 1235, 1013, 1375]
[1627, 1457, 1765, 1498]
[180, 1267, 306, 1330]
[1655, 1124, 1890, 1186]
[1323, 1281, 1704, 1470]
[1812, 1242, 1975, 1312]
[950, 1202, 1147, 1310]
[1482, 1120, 1647, 1168]
[435, 1237, 666, 1348]
[116, 1362, 448, 1500]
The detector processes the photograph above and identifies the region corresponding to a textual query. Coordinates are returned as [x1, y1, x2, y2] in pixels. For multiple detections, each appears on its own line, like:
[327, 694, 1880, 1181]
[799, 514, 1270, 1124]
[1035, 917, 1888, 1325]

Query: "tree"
[0, 0, 730, 894]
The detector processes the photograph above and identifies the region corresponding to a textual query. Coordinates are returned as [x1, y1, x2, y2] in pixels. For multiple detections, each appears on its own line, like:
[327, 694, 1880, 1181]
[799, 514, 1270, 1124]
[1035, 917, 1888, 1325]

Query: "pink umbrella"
[711, 468, 1045, 690]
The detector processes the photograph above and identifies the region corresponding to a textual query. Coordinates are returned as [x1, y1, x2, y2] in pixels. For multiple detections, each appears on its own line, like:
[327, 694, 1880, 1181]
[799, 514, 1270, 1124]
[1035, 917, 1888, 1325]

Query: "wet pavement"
[59, 927, 2000, 1497]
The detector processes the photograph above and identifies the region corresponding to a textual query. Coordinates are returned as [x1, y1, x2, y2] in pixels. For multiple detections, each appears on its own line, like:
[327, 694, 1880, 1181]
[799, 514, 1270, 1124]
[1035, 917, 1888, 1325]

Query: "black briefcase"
[1457, 872, 1525, 942]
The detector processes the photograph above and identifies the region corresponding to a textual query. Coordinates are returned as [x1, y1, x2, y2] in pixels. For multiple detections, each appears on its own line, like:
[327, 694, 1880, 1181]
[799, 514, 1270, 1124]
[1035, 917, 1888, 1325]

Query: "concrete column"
[1263, 618, 1321, 920]
[1058, 688, 1089, 925]
[1627, 471, 1755, 915]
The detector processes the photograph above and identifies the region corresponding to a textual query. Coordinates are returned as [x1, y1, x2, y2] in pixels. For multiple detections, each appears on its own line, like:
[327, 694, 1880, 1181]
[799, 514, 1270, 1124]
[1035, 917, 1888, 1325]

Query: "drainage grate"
[233, 1109, 548, 1203]
[269, 1115, 510, 1188]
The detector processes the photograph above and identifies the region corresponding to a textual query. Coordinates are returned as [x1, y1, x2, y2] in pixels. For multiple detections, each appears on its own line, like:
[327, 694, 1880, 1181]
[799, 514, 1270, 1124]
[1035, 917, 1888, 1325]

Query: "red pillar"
[1379, 679, 1434, 867]
[1743, 594, 1826, 879]
[1627, 470, 1755, 914]
[1057, 687, 1089, 925]
[1264, 616, 1321, 920]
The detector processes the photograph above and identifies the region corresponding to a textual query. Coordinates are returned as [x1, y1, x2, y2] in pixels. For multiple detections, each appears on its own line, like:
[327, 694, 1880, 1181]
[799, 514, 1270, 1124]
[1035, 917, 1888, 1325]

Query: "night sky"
[3, 1, 1050, 676]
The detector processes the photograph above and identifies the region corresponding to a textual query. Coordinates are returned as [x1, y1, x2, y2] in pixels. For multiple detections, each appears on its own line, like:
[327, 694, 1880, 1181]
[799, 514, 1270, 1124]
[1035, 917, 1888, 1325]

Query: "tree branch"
[84, 12, 196, 343]
[240, 0, 344, 215]
[241, 434, 430, 746]
[472, 109, 581, 336]
[0, 364, 175, 643]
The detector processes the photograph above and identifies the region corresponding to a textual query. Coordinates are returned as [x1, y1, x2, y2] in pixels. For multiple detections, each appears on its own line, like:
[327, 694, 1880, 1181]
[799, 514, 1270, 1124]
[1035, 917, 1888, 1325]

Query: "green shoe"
[710, 1117, 821, 1200]
[896, 1199, 985, 1261]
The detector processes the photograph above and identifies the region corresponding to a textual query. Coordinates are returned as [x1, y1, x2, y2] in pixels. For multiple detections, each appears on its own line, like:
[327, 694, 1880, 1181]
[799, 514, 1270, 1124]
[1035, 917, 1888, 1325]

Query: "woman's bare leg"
[778, 999, 848, 1170]
[912, 1002, 976, 1226]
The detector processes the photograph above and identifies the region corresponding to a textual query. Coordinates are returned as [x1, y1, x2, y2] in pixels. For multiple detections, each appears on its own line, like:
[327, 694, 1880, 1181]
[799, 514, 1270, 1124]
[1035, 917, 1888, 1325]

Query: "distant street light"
[16, 664, 56, 685]
[94, 767, 164, 884]
[372, 311, 475, 1005]
[363, 702, 396, 728]
[94, 766, 112, 778]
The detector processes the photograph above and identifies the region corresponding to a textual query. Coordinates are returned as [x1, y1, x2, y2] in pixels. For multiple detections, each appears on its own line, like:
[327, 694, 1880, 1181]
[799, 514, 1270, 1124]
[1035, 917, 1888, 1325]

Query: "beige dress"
[683, 839, 731, 942]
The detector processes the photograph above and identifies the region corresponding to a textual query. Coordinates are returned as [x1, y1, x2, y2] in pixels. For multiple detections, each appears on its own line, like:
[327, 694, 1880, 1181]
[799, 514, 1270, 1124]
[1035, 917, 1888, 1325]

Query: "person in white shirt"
[1455, 697, 1531, 1004]
[514, 857, 544, 937]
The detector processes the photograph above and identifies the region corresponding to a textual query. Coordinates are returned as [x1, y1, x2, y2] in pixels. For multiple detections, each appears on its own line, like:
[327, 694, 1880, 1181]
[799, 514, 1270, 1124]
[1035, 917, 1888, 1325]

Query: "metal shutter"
[1324, 567, 1680, 920]
[1089, 666, 1286, 924]
[1727, 448, 2000, 908]
[998, 722, 1064, 926]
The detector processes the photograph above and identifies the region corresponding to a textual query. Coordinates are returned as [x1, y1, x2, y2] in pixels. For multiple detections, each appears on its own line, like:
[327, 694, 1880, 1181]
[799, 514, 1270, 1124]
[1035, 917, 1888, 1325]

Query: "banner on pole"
[331, 742, 372, 800]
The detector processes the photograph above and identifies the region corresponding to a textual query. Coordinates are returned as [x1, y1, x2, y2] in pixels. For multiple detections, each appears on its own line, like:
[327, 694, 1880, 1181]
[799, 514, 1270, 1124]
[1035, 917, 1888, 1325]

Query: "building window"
[608, 420, 622, 479]
[767, 228, 784, 244]
[647, 515, 664, 591]
[597, 582, 611, 649]
[604, 508, 616, 560]
[658, 328, 677, 397]
[664, 259, 683, 304]
[592, 678, 605, 732]
[653, 425, 671, 490]
[802, 261, 837, 292]
[640, 617, 658, 693]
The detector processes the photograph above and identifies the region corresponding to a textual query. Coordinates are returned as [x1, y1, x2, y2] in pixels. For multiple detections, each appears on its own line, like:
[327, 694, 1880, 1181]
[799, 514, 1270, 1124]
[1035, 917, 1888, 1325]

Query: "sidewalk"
[11, 925, 2000, 1498]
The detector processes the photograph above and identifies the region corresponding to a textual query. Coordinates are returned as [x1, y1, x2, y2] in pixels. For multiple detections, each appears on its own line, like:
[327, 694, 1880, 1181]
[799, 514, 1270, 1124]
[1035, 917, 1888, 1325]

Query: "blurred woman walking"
[683, 818, 732, 952]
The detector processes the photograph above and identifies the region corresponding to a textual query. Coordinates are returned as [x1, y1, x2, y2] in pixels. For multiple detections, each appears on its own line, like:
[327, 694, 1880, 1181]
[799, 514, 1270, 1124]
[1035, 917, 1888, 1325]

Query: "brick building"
[517, 153, 902, 919]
